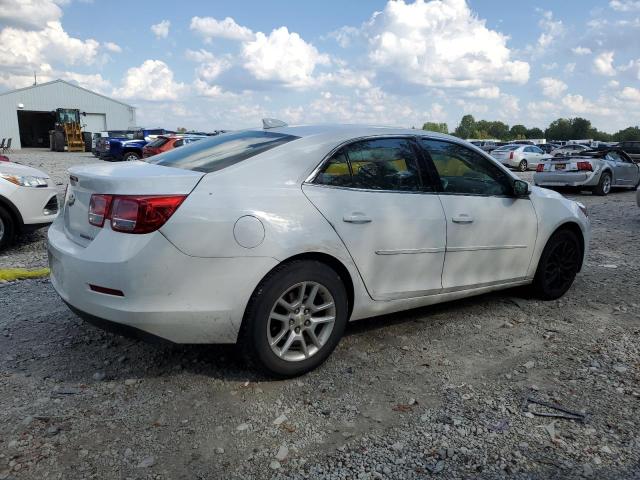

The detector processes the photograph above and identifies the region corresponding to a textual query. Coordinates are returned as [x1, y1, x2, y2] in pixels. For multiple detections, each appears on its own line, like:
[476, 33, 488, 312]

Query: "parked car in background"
[100, 129, 174, 162]
[92, 131, 130, 156]
[619, 141, 640, 162]
[48, 122, 590, 376]
[0, 161, 58, 250]
[534, 148, 640, 195]
[142, 134, 206, 158]
[491, 144, 552, 171]
[539, 143, 561, 154]
[551, 144, 590, 156]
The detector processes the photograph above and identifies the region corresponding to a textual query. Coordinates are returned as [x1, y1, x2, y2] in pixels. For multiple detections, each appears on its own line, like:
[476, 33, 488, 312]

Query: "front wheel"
[531, 229, 581, 300]
[241, 260, 348, 377]
[518, 160, 528, 172]
[123, 151, 140, 162]
[0, 205, 16, 251]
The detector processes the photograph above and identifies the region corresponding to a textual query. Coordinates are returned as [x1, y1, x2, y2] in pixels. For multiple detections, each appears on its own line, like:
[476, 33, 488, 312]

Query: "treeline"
[422, 115, 640, 142]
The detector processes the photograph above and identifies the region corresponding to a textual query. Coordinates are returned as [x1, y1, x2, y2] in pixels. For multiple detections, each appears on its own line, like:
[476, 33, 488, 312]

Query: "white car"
[48, 123, 590, 377]
[0, 161, 59, 250]
[491, 144, 552, 171]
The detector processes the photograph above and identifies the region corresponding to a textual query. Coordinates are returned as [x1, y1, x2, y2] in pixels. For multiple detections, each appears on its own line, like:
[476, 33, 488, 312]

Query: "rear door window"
[147, 130, 299, 173]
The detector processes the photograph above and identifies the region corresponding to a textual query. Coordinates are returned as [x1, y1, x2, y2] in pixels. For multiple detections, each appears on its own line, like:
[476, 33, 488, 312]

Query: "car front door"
[419, 138, 538, 290]
[302, 137, 447, 300]
[607, 151, 639, 186]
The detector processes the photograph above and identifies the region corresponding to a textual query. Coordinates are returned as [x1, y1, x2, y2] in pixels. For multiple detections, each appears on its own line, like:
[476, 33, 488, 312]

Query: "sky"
[1, 0, 639, 132]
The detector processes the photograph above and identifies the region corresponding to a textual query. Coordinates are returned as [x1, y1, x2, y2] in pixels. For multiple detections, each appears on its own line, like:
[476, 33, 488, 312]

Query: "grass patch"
[0, 268, 50, 282]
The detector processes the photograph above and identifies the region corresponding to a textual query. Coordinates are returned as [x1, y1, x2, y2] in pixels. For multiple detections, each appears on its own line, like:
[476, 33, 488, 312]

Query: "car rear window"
[494, 145, 520, 151]
[146, 137, 169, 148]
[146, 130, 299, 173]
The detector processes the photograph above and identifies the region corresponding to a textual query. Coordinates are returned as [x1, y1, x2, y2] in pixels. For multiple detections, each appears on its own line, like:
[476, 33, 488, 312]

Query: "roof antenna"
[33, 71, 37, 86]
[262, 118, 287, 129]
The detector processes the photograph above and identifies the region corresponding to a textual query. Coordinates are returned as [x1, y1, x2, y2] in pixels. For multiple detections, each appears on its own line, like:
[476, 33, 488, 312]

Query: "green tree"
[422, 122, 448, 134]
[454, 114, 476, 139]
[545, 118, 573, 141]
[571, 117, 592, 139]
[176, 127, 187, 133]
[526, 127, 544, 139]
[613, 126, 640, 141]
[509, 124, 527, 139]
[487, 121, 509, 140]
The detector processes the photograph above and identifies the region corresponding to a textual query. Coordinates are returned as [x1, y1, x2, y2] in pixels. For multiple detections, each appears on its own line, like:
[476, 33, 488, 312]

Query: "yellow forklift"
[49, 108, 87, 152]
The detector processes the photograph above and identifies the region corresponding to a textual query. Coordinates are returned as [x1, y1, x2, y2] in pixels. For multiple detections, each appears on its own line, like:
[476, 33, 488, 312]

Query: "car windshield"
[146, 130, 299, 173]
[146, 137, 170, 148]
[494, 145, 520, 151]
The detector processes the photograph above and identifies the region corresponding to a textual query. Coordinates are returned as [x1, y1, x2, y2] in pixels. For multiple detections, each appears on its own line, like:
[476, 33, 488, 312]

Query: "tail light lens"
[509, 152, 514, 160]
[88, 194, 186, 234]
[577, 161, 593, 171]
[88, 194, 112, 227]
[536, 163, 545, 172]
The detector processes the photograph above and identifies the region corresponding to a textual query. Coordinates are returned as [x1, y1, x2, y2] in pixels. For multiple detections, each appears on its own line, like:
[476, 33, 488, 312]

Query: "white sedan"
[492, 144, 552, 171]
[0, 161, 59, 250]
[48, 123, 590, 377]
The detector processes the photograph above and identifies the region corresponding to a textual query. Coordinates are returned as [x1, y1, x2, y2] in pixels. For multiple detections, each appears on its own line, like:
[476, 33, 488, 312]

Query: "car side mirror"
[513, 179, 530, 197]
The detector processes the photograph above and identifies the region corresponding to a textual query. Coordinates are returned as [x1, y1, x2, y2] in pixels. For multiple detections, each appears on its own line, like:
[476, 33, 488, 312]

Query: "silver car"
[534, 149, 640, 196]
[492, 144, 552, 171]
[550, 144, 590, 157]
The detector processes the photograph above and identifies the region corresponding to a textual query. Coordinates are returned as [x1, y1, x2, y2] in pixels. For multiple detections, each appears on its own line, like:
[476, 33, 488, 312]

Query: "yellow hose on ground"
[0, 268, 50, 282]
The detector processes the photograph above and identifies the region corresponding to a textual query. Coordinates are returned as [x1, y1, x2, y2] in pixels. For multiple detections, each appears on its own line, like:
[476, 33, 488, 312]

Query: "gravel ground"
[1, 150, 639, 479]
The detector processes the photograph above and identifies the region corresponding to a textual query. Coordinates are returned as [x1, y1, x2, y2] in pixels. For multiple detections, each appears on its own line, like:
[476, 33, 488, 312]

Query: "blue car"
[100, 128, 174, 162]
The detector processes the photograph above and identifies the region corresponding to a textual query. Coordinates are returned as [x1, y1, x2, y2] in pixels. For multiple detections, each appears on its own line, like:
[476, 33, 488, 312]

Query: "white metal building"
[0, 79, 136, 150]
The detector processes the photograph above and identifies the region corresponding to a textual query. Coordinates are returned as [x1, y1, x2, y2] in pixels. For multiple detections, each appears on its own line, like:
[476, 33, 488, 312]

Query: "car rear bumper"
[533, 171, 598, 187]
[47, 218, 278, 344]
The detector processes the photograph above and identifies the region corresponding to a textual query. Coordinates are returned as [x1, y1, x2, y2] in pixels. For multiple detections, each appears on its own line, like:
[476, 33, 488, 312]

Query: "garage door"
[82, 113, 106, 135]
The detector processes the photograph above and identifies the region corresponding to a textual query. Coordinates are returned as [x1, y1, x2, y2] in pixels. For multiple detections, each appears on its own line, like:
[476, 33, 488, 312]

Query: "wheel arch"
[0, 194, 24, 232]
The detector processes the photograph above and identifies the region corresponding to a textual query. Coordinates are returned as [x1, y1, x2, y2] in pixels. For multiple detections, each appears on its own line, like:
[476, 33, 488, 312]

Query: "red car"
[142, 134, 206, 158]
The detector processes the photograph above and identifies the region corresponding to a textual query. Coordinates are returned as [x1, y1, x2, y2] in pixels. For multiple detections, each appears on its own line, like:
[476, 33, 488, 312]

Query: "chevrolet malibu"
[48, 123, 590, 377]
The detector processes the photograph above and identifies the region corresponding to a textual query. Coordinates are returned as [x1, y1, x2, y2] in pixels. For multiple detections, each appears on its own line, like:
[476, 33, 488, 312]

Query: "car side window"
[174, 139, 184, 148]
[420, 139, 513, 196]
[314, 148, 353, 187]
[533, 146, 544, 154]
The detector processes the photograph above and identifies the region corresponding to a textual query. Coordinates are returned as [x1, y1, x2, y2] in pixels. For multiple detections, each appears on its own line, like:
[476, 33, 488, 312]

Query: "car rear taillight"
[88, 194, 186, 234]
[88, 194, 112, 227]
[577, 161, 593, 171]
[536, 163, 544, 172]
[509, 152, 514, 160]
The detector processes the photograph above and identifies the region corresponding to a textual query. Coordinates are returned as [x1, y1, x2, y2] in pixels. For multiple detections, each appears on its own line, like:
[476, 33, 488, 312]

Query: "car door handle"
[452, 214, 474, 224]
[343, 213, 372, 224]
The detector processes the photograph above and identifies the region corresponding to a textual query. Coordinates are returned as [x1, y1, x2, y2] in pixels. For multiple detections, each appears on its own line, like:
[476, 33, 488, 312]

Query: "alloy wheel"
[602, 175, 611, 194]
[543, 238, 579, 292]
[267, 281, 336, 362]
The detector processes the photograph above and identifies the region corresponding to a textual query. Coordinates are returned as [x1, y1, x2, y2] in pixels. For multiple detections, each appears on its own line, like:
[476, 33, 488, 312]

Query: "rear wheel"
[0, 205, 16, 251]
[593, 172, 611, 196]
[123, 151, 140, 162]
[531, 229, 581, 300]
[518, 160, 528, 172]
[241, 260, 348, 377]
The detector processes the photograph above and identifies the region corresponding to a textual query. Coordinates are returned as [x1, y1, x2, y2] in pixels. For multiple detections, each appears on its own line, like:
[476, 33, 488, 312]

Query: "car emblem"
[68, 193, 76, 206]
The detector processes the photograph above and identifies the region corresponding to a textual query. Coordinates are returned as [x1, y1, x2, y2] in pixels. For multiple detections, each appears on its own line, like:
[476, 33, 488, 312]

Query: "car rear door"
[302, 137, 447, 301]
[419, 138, 537, 289]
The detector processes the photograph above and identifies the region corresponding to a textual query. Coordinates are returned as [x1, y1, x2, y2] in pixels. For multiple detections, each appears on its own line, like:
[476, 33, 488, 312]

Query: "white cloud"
[317, 69, 373, 89]
[103, 41, 121, 53]
[535, 10, 564, 51]
[242, 27, 329, 88]
[327, 26, 361, 48]
[572, 46, 592, 55]
[593, 51, 616, 76]
[466, 86, 500, 99]
[561, 94, 612, 115]
[564, 62, 576, 74]
[618, 86, 640, 102]
[0, 0, 62, 30]
[609, 0, 640, 11]
[366, 0, 529, 88]
[114, 60, 185, 101]
[151, 20, 170, 39]
[190, 16, 254, 42]
[538, 77, 568, 98]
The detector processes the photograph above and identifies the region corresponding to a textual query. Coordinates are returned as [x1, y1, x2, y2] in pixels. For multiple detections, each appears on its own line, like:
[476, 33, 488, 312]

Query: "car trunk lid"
[63, 161, 203, 247]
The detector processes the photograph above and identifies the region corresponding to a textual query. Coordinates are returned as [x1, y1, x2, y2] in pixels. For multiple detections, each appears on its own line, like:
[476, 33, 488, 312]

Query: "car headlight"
[0, 174, 49, 187]
[576, 201, 588, 217]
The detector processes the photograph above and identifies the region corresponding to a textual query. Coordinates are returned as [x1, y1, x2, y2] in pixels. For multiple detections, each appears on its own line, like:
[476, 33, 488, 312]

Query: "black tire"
[53, 131, 65, 152]
[122, 151, 140, 162]
[593, 172, 611, 196]
[531, 229, 581, 300]
[0, 205, 16, 251]
[518, 160, 528, 172]
[82, 132, 92, 152]
[240, 260, 348, 378]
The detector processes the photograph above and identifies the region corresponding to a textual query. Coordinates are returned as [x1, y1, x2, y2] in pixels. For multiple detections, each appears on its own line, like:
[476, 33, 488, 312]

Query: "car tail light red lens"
[89, 194, 112, 227]
[577, 161, 593, 171]
[536, 163, 545, 172]
[509, 152, 514, 160]
[88, 194, 186, 234]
